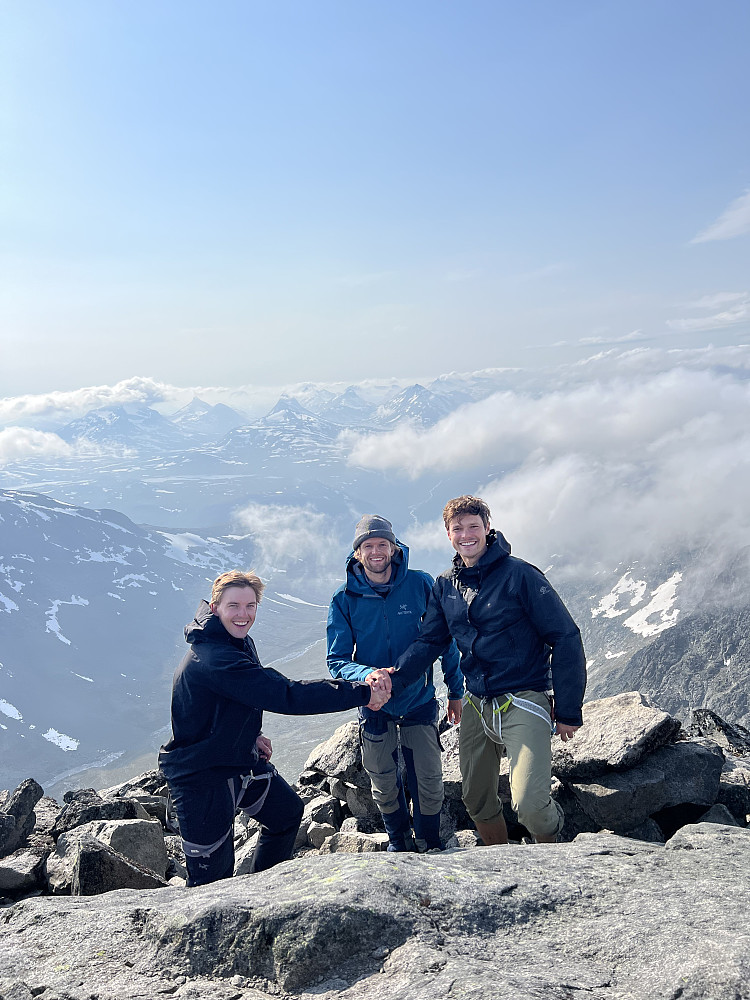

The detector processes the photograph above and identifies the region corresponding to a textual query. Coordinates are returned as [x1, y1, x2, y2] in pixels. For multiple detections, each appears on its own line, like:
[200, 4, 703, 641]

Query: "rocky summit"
[1, 828, 749, 1000]
[1, 691, 749, 1000]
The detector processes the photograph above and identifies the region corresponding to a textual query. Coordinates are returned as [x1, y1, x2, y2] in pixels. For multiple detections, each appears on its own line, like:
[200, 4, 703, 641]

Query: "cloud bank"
[347, 362, 750, 577]
[667, 292, 749, 333]
[0, 377, 172, 429]
[0, 428, 74, 464]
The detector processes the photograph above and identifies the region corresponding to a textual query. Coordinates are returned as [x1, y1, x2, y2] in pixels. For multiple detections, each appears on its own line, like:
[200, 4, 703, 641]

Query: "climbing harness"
[464, 691, 555, 744]
[181, 768, 275, 860]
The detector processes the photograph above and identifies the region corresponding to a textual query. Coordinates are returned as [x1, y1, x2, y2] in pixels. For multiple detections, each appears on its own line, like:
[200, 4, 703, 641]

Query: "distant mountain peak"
[268, 395, 313, 416]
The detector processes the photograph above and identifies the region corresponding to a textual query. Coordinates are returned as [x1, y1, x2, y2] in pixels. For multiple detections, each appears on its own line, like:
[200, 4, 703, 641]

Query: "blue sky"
[2, 0, 749, 395]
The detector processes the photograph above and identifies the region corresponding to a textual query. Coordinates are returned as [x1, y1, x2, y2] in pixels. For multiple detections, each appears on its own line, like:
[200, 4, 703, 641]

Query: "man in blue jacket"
[327, 515, 464, 852]
[390, 496, 586, 846]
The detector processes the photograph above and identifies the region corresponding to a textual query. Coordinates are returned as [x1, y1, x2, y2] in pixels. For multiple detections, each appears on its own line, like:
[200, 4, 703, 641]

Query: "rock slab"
[0, 825, 748, 1000]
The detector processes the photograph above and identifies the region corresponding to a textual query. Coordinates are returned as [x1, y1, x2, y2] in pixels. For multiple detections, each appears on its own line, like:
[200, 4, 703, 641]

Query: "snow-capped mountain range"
[1, 367, 748, 793]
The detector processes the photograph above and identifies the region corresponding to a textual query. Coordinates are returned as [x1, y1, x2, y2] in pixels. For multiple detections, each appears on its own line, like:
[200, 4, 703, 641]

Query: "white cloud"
[577, 330, 649, 346]
[232, 502, 340, 578]
[0, 427, 73, 464]
[0, 426, 121, 465]
[0, 377, 171, 428]
[0, 374, 428, 429]
[690, 292, 748, 309]
[348, 362, 750, 576]
[691, 189, 750, 243]
[667, 292, 750, 333]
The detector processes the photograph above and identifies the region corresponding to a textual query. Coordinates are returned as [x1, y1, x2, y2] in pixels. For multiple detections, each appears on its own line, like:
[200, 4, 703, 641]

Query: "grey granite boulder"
[339, 815, 381, 835]
[552, 691, 681, 781]
[318, 831, 388, 853]
[70, 835, 168, 895]
[344, 782, 381, 820]
[1, 833, 748, 999]
[233, 833, 260, 876]
[51, 789, 149, 840]
[294, 794, 344, 850]
[84, 818, 168, 878]
[0, 780, 44, 857]
[46, 820, 167, 894]
[327, 776, 349, 800]
[0, 850, 46, 897]
[697, 803, 739, 826]
[305, 721, 369, 788]
[307, 822, 337, 848]
[552, 778, 601, 842]
[717, 755, 750, 820]
[305, 794, 341, 828]
[665, 820, 750, 851]
[98, 769, 168, 799]
[570, 739, 724, 831]
[688, 708, 750, 755]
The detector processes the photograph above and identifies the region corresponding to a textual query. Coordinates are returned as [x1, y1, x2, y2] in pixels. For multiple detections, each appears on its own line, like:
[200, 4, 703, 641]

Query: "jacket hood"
[184, 599, 246, 649]
[345, 540, 410, 594]
[451, 529, 511, 573]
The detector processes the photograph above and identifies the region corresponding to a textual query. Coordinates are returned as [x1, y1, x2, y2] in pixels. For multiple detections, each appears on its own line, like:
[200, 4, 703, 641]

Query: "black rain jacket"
[159, 601, 370, 779]
[391, 533, 587, 726]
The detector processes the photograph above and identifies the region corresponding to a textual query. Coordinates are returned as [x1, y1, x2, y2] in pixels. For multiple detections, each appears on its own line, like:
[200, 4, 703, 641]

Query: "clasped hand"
[365, 667, 395, 710]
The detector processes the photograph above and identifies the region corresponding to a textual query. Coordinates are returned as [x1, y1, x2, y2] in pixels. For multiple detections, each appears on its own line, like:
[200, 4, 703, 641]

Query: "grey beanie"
[353, 514, 396, 551]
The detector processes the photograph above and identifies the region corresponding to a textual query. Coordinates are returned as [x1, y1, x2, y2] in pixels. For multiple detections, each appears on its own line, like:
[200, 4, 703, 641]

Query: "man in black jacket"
[389, 496, 586, 846]
[159, 570, 388, 885]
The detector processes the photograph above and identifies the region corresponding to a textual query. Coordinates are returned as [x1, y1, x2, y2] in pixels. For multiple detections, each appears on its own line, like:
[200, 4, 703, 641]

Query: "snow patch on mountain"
[75, 547, 132, 564]
[591, 573, 648, 619]
[622, 573, 682, 637]
[112, 573, 153, 588]
[0, 699, 23, 721]
[0, 591, 20, 613]
[46, 596, 90, 644]
[42, 728, 79, 751]
[159, 531, 240, 568]
[276, 593, 329, 609]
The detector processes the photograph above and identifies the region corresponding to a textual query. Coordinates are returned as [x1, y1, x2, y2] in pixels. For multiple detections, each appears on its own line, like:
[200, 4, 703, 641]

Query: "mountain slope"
[588, 606, 750, 728]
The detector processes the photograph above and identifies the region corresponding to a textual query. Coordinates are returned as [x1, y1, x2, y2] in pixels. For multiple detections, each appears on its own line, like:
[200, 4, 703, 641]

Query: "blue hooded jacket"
[327, 542, 463, 723]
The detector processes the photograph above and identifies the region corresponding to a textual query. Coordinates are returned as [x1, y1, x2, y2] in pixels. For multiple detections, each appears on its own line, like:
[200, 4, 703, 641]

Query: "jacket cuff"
[357, 684, 371, 705]
[555, 715, 583, 727]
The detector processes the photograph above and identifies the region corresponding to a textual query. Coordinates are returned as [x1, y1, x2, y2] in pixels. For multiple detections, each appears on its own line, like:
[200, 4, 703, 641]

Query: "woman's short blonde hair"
[210, 570, 265, 606]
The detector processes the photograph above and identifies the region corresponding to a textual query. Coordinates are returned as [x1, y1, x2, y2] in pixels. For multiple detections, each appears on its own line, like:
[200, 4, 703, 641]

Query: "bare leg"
[475, 814, 509, 845]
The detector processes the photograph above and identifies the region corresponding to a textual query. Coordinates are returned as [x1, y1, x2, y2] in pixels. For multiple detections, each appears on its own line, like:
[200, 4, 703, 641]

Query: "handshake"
[364, 667, 395, 711]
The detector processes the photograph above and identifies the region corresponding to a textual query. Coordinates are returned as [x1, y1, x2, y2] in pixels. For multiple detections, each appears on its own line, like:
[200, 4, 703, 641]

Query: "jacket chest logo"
[397, 604, 413, 616]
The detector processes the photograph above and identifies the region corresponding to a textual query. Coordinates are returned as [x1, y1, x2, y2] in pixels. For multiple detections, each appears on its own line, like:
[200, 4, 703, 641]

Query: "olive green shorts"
[459, 689, 563, 838]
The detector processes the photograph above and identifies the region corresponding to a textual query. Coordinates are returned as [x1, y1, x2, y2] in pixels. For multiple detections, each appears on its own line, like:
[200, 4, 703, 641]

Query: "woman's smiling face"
[210, 585, 258, 638]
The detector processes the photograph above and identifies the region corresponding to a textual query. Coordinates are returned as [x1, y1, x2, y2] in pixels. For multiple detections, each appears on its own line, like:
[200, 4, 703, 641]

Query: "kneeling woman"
[160, 570, 386, 886]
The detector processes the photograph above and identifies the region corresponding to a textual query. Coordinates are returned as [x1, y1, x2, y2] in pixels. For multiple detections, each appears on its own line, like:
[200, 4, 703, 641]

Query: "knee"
[462, 778, 501, 824]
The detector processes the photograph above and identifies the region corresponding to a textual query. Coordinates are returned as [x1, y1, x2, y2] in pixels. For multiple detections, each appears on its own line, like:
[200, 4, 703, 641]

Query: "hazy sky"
[2, 0, 749, 396]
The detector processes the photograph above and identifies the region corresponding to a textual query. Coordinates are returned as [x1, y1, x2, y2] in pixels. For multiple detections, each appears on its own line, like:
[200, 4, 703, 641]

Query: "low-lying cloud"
[0, 377, 171, 429]
[347, 362, 750, 578]
[0, 427, 74, 464]
[667, 292, 749, 333]
[232, 502, 342, 582]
